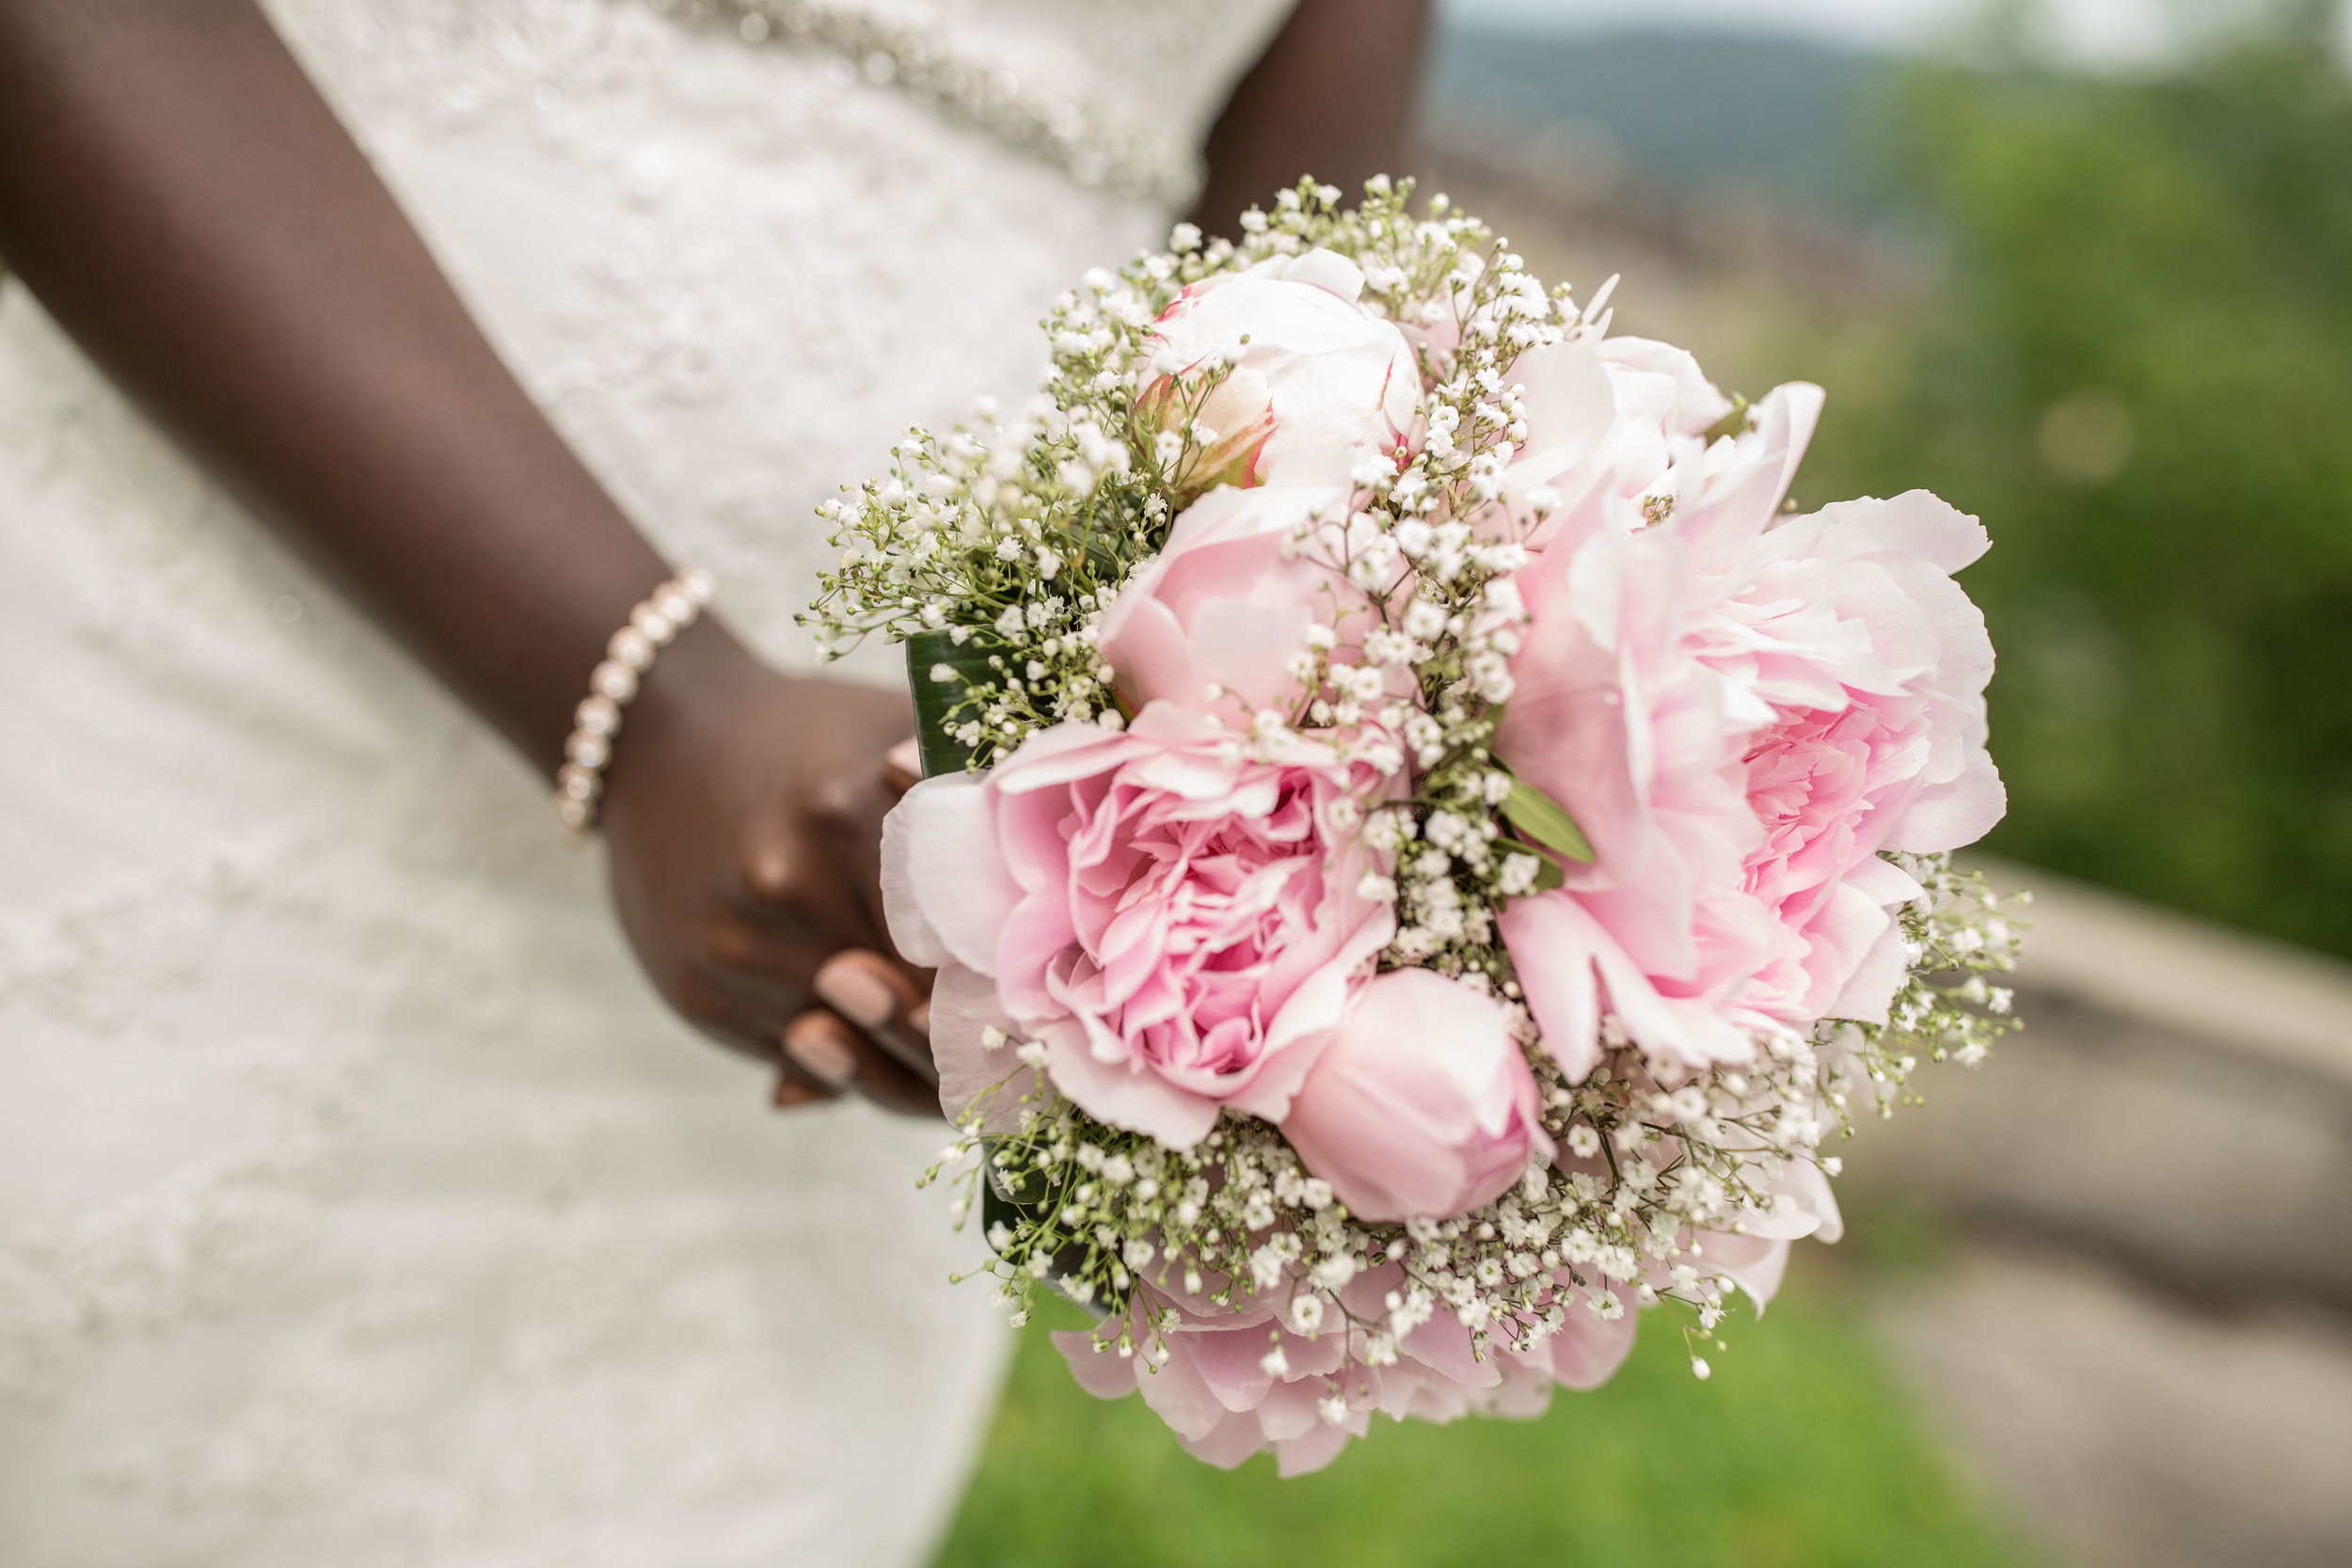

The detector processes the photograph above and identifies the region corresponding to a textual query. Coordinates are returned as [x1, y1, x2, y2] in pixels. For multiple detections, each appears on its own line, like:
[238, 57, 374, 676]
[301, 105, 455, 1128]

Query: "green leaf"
[905, 629, 1006, 779]
[1701, 391, 1753, 445]
[1502, 779, 1596, 864]
[1531, 853, 1568, 892]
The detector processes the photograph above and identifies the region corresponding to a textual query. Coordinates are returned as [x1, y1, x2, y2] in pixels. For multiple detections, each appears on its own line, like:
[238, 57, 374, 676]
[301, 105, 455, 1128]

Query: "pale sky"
[1441, 0, 2344, 69]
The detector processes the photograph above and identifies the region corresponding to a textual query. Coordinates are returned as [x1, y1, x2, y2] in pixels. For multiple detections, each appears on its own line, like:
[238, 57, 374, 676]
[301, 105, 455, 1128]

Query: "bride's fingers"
[782, 1009, 940, 1117]
[812, 950, 936, 1080]
[882, 736, 923, 798]
[695, 939, 930, 1085]
[734, 824, 888, 954]
[771, 1065, 837, 1109]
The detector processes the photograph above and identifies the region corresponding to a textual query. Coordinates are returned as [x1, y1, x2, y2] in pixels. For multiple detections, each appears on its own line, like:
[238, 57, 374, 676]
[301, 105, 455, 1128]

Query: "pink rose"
[1142, 247, 1421, 492]
[882, 703, 1398, 1146]
[1279, 969, 1552, 1222]
[1096, 483, 1377, 719]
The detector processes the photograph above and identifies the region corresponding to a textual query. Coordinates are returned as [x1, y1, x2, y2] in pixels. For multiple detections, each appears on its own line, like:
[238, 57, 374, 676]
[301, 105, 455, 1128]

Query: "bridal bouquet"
[803, 180, 2022, 1474]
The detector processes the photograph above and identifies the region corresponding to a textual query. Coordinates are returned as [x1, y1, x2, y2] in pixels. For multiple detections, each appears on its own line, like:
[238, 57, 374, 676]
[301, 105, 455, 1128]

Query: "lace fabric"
[0, 1, 1294, 1561]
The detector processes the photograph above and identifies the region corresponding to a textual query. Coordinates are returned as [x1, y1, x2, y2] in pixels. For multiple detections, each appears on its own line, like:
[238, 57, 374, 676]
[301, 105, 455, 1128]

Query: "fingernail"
[887, 736, 922, 776]
[772, 1073, 830, 1109]
[816, 955, 898, 1029]
[906, 1000, 931, 1037]
[785, 1016, 859, 1087]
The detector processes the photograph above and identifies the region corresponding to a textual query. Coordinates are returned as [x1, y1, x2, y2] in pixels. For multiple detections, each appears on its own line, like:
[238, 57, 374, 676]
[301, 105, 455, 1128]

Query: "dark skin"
[0, 0, 1427, 1115]
[1194, 0, 1431, 246]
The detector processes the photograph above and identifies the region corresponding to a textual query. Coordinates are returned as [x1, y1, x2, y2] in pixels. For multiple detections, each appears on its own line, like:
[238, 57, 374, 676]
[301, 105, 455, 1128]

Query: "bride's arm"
[0, 0, 935, 1111]
[1194, 0, 1432, 238]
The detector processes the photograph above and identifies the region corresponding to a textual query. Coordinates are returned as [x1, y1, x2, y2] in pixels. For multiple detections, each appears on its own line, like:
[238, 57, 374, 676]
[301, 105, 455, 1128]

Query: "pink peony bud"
[1279, 970, 1553, 1222]
[1095, 483, 1366, 721]
[1134, 362, 1278, 510]
[1141, 247, 1421, 495]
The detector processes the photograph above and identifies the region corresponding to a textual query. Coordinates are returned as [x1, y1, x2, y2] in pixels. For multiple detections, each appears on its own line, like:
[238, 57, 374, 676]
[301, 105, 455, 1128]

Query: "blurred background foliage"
[1786, 0, 2352, 958]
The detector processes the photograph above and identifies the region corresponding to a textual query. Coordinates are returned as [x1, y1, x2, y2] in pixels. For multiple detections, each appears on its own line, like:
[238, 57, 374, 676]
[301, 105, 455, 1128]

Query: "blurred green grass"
[930, 1252, 2032, 1568]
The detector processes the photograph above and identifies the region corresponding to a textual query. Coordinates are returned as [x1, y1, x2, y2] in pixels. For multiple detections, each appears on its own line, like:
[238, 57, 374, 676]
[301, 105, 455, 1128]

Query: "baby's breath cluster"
[1821, 856, 2026, 1115]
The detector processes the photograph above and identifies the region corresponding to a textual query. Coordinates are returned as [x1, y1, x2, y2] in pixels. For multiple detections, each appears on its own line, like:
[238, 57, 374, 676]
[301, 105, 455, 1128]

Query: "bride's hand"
[597, 646, 940, 1116]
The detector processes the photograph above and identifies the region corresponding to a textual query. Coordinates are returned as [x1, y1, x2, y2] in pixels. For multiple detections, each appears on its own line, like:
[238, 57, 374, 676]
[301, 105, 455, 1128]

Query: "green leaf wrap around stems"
[907, 630, 1111, 1317]
[906, 628, 1007, 779]
[980, 1160, 1112, 1323]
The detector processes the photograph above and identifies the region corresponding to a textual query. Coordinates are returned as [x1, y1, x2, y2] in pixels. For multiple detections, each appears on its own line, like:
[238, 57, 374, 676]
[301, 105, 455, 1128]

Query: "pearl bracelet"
[555, 566, 716, 834]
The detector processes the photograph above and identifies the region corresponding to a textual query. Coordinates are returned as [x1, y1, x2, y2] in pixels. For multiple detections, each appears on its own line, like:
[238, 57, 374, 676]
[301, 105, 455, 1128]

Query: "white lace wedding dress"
[0, 2, 1290, 1561]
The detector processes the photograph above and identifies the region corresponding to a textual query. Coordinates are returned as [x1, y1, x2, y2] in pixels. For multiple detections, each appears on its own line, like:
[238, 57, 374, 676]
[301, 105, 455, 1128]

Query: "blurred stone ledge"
[1843, 855, 2352, 1308]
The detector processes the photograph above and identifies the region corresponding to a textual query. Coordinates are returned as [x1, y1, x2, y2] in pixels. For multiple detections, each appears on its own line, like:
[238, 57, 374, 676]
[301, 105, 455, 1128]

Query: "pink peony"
[1279, 969, 1552, 1222]
[1096, 483, 1377, 720]
[1141, 247, 1421, 493]
[882, 703, 1398, 1146]
[1688, 487, 2007, 1022]
[1491, 477, 1788, 1080]
[1501, 334, 1736, 542]
[1056, 1262, 1637, 1476]
[1495, 381, 2005, 1074]
[1655, 386, 2003, 1024]
[1134, 361, 1279, 510]
[1693, 1156, 1845, 1306]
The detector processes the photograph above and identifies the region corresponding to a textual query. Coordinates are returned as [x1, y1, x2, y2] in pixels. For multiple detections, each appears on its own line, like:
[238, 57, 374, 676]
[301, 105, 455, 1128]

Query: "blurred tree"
[1793, 0, 2352, 957]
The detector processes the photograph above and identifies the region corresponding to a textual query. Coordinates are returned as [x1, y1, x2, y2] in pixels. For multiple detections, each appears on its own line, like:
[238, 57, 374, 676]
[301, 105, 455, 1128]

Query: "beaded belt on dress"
[644, 0, 1204, 208]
